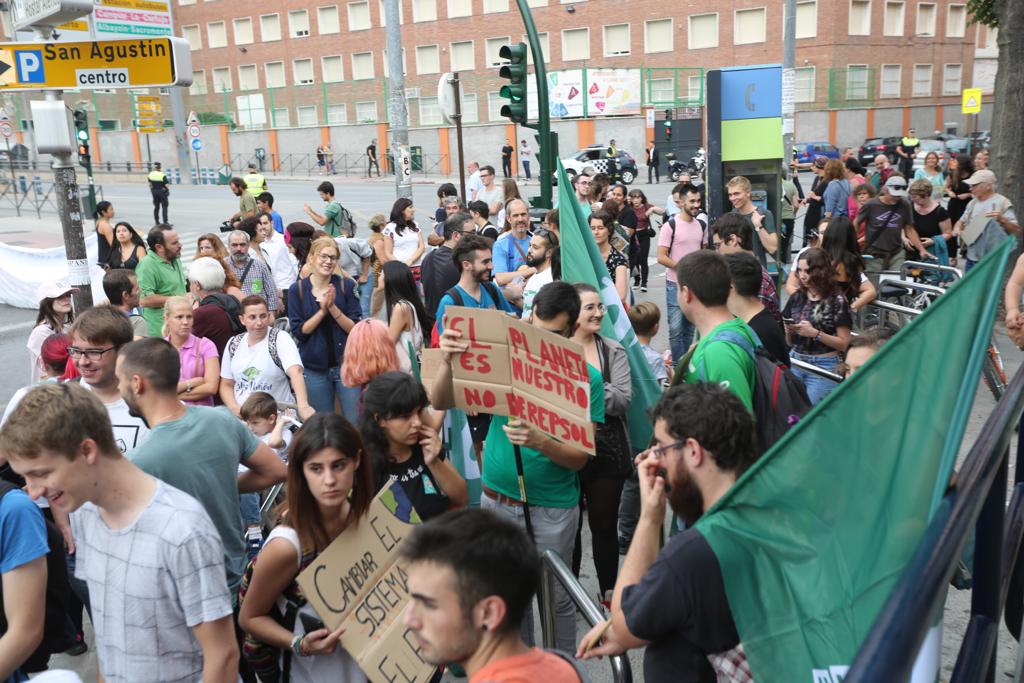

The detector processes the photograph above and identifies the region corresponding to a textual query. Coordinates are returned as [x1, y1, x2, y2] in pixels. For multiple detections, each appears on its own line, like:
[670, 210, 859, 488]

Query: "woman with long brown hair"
[194, 233, 245, 300]
[239, 413, 373, 683]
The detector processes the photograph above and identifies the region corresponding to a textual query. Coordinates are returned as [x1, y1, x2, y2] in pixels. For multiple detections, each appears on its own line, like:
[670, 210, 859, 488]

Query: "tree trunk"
[991, 0, 1023, 220]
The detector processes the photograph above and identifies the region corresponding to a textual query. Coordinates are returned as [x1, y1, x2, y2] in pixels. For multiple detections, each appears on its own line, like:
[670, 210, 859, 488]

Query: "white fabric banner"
[0, 233, 108, 309]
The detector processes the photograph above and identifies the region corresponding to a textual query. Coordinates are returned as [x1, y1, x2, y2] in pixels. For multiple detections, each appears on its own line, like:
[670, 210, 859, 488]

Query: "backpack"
[699, 329, 812, 453]
[340, 205, 357, 237]
[201, 292, 245, 335]
[429, 282, 503, 348]
[0, 483, 76, 673]
[228, 328, 285, 373]
[667, 214, 709, 250]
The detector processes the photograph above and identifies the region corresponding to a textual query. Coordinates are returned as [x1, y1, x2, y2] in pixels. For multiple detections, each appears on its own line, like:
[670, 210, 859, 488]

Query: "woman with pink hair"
[342, 319, 400, 391]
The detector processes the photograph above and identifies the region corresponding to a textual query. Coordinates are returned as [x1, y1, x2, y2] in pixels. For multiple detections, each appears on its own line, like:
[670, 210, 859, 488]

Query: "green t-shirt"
[129, 406, 260, 595]
[239, 191, 257, 218]
[683, 318, 757, 411]
[324, 201, 343, 237]
[482, 364, 605, 509]
[135, 250, 186, 336]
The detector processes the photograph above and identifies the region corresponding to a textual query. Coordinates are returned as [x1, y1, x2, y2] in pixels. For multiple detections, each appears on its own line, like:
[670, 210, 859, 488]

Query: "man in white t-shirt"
[256, 212, 297, 306]
[521, 229, 557, 319]
[466, 161, 483, 202]
[219, 296, 314, 420]
[476, 165, 504, 217]
[657, 183, 707, 363]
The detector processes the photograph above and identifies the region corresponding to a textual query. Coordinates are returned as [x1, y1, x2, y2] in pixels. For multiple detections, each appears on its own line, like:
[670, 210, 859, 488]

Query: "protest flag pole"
[512, 442, 534, 540]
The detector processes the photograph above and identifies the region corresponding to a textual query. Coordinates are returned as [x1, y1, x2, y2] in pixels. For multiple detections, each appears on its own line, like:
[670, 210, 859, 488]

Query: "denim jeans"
[359, 271, 375, 320]
[239, 492, 261, 526]
[304, 367, 361, 423]
[481, 494, 579, 653]
[789, 351, 842, 405]
[666, 280, 695, 363]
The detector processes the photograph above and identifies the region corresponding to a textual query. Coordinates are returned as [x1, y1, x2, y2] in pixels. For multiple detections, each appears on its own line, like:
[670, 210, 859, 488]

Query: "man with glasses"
[255, 213, 296, 308]
[477, 165, 504, 218]
[421, 212, 472, 317]
[521, 228, 558, 319]
[136, 224, 185, 337]
[227, 230, 279, 316]
[657, 183, 707, 363]
[574, 172, 593, 215]
[711, 213, 780, 323]
[578, 382, 754, 681]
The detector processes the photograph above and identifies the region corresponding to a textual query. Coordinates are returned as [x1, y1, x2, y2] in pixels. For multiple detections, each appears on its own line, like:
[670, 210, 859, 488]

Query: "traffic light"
[664, 108, 673, 142]
[498, 42, 528, 125]
[73, 109, 90, 167]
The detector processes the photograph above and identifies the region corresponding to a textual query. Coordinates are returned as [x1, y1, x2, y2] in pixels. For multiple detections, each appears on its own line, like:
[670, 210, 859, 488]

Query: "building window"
[450, 40, 475, 71]
[461, 92, 479, 122]
[289, 10, 310, 37]
[207, 21, 227, 48]
[412, 0, 437, 22]
[644, 19, 672, 53]
[322, 55, 344, 82]
[884, 1, 904, 36]
[603, 23, 630, 56]
[486, 37, 511, 66]
[562, 28, 590, 61]
[487, 91, 503, 121]
[318, 6, 340, 33]
[352, 52, 374, 79]
[526, 0, 547, 6]
[946, 4, 965, 37]
[942, 63, 961, 95]
[189, 70, 207, 95]
[182, 24, 201, 49]
[381, 48, 407, 77]
[448, 0, 471, 18]
[880, 64, 901, 98]
[849, 0, 870, 35]
[348, 1, 371, 30]
[794, 66, 815, 102]
[687, 75, 702, 103]
[293, 59, 314, 85]
[260, 14, 281, 41]
[419, 97, 442, 126]
[356, 101, 377, 122]
[796, 1, 817, 38]
[416, 45, 440, 74]
[912, 64, 932, 96]
[271, 108, 290, 127]
[484, 0, 508, 13]
[327, 104, 348, 124]
[238, 64, 259, 90]
[916, 3, 935, 36]
[734, 7, 766, 45]
[377, 0, 403, 26]
[233, 17, 253, 45]
[524, 32, 550, 64]
[212, 67, 232, 92]
[688, 13, 719, 49]
[265, 61, 286, 88]
[179, 0, 195, 5]
[846, 64, 869, 99]
[648, 77, 674, 103]
[297, 105, 318, 126]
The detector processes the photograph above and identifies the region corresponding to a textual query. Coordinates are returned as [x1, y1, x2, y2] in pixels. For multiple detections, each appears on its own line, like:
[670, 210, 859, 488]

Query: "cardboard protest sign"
[419, 348, 445, 396]
[297, 481, 435, 683]
[443, 306, 595, 454]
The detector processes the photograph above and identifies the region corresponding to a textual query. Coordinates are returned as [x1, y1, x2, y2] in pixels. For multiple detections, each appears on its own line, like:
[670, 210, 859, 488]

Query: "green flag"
[444, 409, 481, 506]
[556, 160, 662, 449]
[695, 237, 1013, 680]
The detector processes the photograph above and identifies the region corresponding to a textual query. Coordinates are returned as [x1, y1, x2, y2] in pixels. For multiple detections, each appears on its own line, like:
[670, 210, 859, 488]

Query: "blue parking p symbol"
[16, 51, 44, 84]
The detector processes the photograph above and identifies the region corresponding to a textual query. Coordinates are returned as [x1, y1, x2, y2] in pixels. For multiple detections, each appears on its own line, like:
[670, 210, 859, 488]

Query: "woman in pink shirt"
[163, 296, 220, 406]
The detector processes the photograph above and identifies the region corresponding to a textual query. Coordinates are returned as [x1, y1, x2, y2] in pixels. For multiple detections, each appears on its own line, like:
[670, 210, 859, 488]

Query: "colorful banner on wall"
[526, 68, 642, 119]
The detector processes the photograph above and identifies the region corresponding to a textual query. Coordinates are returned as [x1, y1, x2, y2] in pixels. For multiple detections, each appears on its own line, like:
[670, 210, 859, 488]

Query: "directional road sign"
[10, 0, 92, 32]
[962, 88, 982, 115]
[0, 37, 192, 90]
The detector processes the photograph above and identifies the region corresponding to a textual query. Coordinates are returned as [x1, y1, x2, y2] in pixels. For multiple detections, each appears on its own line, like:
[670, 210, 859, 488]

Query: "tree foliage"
[968, 0, 998, 27]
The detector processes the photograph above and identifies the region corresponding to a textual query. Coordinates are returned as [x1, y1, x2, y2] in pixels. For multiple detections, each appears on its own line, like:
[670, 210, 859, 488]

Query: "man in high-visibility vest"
[147, 162, 170, 225]
[606, 138, 620, 182]
[242, 162, 267, 197]
[896, 127, 919, 180]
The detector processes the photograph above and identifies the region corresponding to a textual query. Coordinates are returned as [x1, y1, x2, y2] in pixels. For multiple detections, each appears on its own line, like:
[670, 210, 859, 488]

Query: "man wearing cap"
[855, 175, 931, 287]
[243, 163, 267, 197]
[953, 169, 1020, 271]
[147, 162, 169, 225]
[896, 128, 919, 180]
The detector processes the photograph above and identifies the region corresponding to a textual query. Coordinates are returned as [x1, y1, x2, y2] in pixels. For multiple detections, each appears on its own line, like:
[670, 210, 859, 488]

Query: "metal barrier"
[901, 260, 963, 282]
[540, 549, 632, 683]
[846, 364, 1024, 682]
[790, 357, 845, 383]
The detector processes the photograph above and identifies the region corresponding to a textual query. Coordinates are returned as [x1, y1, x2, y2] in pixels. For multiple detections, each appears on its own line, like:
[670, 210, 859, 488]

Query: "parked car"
[943, 136, 971, 158]
[793, 142, 839, 167]
[857, 136, 902, 166]
[0, 143, 30, 170]
[559, 145, 639, 185]
[969, 130, 991, 150]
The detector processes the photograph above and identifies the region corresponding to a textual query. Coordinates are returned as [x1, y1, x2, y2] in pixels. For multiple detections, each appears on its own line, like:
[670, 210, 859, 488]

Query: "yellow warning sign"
[962, 88, 982, 115]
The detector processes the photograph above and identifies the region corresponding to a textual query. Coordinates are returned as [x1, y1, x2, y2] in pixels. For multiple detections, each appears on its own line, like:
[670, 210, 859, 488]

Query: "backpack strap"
[544, 648, 592, 683]
[697, 329, 759, 382]
[239, 259, 254, 286]
[268, 328, 284, 373]
[228, 333, 244, 359]
[480, 281, 501, 308]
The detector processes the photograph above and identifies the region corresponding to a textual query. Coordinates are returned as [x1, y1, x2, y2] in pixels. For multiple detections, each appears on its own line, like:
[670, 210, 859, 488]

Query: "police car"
[558, 145, 639, 185]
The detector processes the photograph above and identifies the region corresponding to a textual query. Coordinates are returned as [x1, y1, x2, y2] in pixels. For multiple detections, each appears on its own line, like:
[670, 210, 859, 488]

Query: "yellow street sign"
[138, 127, 165, 134]
[0, 37, 191, 91]
[962, 88, 982, 115]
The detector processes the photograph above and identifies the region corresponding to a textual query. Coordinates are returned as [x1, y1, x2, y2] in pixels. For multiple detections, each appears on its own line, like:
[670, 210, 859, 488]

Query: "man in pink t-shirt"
[657, 183, 707, 362]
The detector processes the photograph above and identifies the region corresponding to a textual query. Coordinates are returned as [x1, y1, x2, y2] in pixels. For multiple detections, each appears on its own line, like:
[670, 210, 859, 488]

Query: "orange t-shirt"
[469, 648, 578, 683]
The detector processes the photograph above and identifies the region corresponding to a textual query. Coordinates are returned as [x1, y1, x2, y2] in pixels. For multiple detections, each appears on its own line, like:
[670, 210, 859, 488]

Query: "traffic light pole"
[511, 0, 555, 209]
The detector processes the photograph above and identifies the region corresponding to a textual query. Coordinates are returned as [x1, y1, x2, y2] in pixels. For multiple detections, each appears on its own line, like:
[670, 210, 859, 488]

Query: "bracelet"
[185, 381, 193, 394]
[814, 332, 822, 342]
[291, 634, 305, 657]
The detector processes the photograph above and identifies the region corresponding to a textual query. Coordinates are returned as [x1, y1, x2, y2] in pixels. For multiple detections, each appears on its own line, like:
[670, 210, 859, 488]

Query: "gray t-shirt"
[733, 208, 777, 267]
[963, 193, 1017, 262]
[334, 236, 372, 280]
[72, 480, 232, 683]
[129, 406, 260, 595]
[478, 185, 503, 209]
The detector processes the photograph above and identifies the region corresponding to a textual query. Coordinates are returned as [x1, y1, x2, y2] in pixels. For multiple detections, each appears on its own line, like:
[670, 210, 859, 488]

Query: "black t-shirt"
[478, 223, 500, 242]
[621, 528, 739, 683]
[748, 308, 789, 366]
[501, 145, 513, 160]
[373, 446, 450, 520]
[367, 144, 377, 159]
[858, 197, 913, 254]
[912, 203, 949, 240]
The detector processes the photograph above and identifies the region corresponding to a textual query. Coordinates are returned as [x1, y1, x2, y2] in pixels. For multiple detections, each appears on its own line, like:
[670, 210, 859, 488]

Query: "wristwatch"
[291, 634, 306, 657]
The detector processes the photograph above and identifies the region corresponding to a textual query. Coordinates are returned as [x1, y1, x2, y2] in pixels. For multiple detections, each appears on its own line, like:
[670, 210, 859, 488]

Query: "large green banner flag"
[555, 161, 662, 448]
[695, 237, 1014, 680]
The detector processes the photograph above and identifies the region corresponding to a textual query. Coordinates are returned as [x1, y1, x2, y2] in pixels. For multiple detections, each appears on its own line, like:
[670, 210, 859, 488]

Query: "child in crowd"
[238, 392, 296, 558]
[628, 301, 670, 385]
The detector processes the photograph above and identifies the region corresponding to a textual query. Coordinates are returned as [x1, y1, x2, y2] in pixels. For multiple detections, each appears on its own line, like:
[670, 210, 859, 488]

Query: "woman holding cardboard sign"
[239, 413, 372, 683]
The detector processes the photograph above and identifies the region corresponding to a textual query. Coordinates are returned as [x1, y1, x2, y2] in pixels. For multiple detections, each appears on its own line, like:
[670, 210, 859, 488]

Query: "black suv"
[858, 136, 902, 166]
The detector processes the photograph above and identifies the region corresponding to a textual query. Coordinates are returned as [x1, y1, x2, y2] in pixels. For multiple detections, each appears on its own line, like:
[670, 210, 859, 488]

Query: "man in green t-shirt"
[303, 180, 347, 237]
[135, 224, 186, 337]
[430, 280, 602, 654]
[676, 250, 757, 411]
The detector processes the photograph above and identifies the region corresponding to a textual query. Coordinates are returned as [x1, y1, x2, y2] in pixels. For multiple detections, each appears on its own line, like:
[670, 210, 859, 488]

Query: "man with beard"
[227, 230, 279, 315]
[135, 224, 185, 337]
[421, 212, 472, 317]
[521, 228, 558, 319]
[577, 383, 756, 682]
[402, 508, 583, 682]
[491, 199, 533, 306]
[227, 177, 257, 232]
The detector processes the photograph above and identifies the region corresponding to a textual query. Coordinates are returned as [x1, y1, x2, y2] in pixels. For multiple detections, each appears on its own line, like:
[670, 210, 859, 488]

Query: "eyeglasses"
[534, 227, 559, 246]
[68, 346, 116, 361]
[317, 253, 339, 262]
[649, 440, 685, 459]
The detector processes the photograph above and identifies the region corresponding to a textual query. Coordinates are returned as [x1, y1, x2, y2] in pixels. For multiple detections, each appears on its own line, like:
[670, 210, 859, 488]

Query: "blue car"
[793, 141, 840, 167]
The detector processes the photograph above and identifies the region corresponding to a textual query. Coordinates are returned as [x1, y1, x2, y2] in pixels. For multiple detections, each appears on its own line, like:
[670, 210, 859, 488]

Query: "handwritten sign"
[297, 481, 434, 683]
[419, 348, 445, 396]
[444, 307, 595, 454]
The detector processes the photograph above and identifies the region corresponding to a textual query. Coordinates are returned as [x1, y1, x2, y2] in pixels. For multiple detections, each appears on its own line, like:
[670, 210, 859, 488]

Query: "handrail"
[789, 357, 844, 383]
[845, 364, 1024, 682]
[880, 279, 947, 297]
[540, 549, 632, 683]
[901, 260, 963, 281]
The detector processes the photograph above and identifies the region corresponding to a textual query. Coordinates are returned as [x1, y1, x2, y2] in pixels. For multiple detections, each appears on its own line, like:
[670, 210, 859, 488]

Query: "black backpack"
[0, 482, 76, 673]
[699, 329, 812, 453]
[201, 292, 245, 334]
